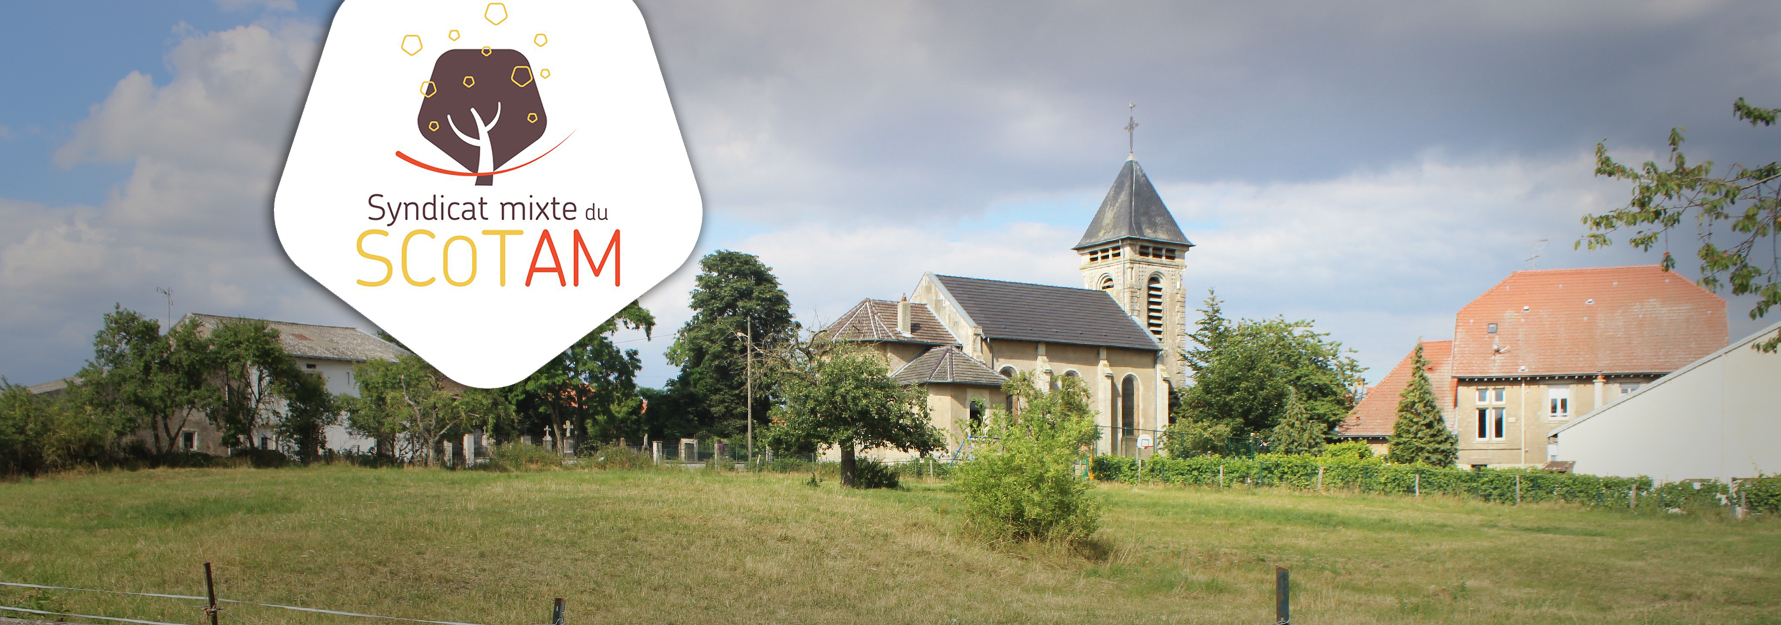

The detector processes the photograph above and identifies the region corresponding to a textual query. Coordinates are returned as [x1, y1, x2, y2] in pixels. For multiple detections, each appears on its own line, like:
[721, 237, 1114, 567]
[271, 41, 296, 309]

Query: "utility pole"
[736, 318, 753, 467]
[746, 317, 753, 465]
[156, 287, 173, 329]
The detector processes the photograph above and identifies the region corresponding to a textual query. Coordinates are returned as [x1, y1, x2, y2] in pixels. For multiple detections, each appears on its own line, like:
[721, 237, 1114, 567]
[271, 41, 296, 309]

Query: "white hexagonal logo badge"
[276, 0, 702, 387]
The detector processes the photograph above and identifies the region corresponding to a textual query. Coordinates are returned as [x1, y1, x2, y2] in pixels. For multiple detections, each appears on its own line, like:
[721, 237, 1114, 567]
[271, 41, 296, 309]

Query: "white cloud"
[621, 152, 1691, 388]
[0, 21, 360, 384]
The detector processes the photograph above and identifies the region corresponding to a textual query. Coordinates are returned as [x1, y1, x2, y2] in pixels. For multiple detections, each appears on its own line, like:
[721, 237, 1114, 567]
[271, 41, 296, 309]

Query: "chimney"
[897, 296, 912, 335]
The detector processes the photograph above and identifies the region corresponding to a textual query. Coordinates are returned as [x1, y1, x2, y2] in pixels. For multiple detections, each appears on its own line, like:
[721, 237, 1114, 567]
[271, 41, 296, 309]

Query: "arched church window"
[1100, 276, 1115, 292]
[1120, 375, 1138, 437]
[1146, 275, 1165, 336]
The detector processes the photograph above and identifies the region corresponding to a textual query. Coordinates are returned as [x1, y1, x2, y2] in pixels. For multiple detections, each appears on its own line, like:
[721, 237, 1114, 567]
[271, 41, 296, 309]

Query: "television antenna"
[1526, 239, 1549, 269]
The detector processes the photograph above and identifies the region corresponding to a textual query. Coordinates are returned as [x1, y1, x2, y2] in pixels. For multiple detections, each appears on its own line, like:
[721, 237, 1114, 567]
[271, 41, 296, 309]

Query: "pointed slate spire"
[1073, 158, 1193, 250]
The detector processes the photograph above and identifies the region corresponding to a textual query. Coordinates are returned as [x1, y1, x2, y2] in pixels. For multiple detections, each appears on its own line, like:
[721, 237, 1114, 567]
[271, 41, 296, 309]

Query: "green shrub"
[1086, 454, 1758, 513]
[1321, 441, 1375, 462]
[1741, 476, 1781, 514]
[850, 457, 900, 489]
[0, 382, 112, 477]
[956, 372, 1100, 543]
[486, 444, 563, 471]
[582, 445, 655, 470]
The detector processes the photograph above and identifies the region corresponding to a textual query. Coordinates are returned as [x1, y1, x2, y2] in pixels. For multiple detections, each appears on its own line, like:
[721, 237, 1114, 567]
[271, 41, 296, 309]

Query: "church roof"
[1073, 158, 1194, 251]
[822, 299, 956, 345]
[892, 345, 1007, 387]
[931, 275, 1161, 352]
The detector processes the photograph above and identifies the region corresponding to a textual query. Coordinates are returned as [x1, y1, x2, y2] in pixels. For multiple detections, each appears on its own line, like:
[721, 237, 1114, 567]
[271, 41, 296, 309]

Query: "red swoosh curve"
[396, 132, 574, 177]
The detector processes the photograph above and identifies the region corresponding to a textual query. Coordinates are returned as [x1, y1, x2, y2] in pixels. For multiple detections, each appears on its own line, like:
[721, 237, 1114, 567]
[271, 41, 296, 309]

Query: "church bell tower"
[1074, 155, 1194, 381]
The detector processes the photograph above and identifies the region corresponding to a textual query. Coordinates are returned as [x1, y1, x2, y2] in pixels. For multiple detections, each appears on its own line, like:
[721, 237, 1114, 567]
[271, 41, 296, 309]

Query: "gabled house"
[1342, 266, 1727, 468]
[1550, 319, 1781, 481]
[170, 314, 408, 454]
[1338, 340, 1452, 456]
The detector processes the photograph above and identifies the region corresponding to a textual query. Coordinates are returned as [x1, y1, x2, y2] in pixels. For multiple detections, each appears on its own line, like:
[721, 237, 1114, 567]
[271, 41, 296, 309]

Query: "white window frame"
[1548, 386, 1570, 419]
[1474, 407, 1505, 441]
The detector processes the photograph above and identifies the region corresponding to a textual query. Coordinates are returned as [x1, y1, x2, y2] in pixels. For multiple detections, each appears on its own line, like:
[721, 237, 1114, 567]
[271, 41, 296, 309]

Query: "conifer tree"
[1386, 343, 1457, 466]
[1268, 388, 1326, 455]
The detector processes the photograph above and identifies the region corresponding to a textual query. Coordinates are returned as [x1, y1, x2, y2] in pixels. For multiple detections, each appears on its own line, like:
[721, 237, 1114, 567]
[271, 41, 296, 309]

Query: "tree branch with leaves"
[1582, 98, 1781, 351]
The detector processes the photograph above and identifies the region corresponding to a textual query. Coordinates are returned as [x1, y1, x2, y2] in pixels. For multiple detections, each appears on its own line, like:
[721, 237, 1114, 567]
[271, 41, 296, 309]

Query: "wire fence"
[0, 568, 563, 625]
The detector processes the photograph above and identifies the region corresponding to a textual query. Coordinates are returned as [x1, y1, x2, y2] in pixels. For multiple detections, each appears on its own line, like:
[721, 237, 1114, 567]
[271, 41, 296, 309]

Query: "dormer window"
[1487, 323, 1497, 334]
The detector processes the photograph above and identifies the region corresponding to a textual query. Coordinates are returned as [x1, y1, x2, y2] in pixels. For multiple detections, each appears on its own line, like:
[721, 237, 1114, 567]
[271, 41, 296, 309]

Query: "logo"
[275, 1, 702, 388]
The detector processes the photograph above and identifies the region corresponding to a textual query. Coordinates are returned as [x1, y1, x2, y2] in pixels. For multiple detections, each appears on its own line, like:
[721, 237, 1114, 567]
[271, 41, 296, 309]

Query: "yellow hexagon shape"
[484, 3, 507, 25]
[527, 112, 538, 124]
[428, 120, 440, 132]
[463, 76, 475, 88]
[448, 29, 460, 41]
[534, 33, 548, 47]
[419, 80, 436, 98]
[480, 46, 492, 57]
[510, 66, 533, 88]
[540, 69, 550, 79]
[401, 34, 423, 56]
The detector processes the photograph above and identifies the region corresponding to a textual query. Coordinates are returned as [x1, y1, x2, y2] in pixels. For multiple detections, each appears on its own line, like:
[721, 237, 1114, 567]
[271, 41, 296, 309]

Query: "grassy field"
[1, 465, 1777, 625]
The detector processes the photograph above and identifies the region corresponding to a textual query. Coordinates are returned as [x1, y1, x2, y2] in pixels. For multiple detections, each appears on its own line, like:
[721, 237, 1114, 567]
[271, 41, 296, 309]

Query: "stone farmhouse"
[827, 156, 1194, 458]
[29, 314, 408, 455]
[1341, 266, 1727, 469]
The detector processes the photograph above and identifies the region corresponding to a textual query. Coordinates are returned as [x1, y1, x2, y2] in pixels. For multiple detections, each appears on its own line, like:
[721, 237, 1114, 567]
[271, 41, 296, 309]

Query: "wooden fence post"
[1316, 465, 1324, 493]
[1219, 465, 1225, 489]
[1275, 566, 1291, 625]
[1515, 474, 1522, 505]
[1415, 472, 1421, 499]
[203, 562, 219, 625]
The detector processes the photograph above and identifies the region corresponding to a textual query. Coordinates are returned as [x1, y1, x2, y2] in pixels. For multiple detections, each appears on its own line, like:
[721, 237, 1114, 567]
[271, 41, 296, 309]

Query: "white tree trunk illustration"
[448, 102, 502, 185]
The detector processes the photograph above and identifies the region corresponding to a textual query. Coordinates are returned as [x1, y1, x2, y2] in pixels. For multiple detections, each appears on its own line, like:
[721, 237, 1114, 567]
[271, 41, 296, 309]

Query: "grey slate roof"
[822, 299, 956, 345]
[1074, 158, 1193, 250]
[184, 314, 410, 363]
[933, 275, 1161, 352]
[892, 345, 1007, 387]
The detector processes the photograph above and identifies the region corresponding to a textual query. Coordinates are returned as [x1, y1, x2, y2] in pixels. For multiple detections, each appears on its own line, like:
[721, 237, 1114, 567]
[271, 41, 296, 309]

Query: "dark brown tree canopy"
[417, 48, 547, 186]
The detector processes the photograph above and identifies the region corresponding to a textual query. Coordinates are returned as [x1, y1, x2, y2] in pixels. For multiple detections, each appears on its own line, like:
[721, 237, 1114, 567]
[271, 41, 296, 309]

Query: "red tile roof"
[822, 299, 957, 345]
[1340, 340, 1452, 438]
[1449, 266, 1725, 378]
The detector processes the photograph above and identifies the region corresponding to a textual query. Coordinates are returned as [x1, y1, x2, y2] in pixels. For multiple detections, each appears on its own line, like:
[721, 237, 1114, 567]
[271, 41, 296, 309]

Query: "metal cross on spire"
[1124, 103, 1139, 157]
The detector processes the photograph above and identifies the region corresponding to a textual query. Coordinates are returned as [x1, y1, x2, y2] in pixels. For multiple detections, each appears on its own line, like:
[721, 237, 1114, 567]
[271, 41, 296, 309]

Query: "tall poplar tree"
[1386, 343, 1456, 467]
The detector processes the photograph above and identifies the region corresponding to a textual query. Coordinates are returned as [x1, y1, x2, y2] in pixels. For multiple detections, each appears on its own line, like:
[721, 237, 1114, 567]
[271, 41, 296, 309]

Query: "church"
[826, 155, 1195, 458]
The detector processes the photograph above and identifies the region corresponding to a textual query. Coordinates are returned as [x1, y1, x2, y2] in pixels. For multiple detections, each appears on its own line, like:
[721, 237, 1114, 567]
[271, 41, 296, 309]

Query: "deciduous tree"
[1584, 98, 1781, 351]
[761, 336, 940, 487]
[77, 306, 209, 453]
[509, 301, 655, 447]
[1170, 292, 1363, 443]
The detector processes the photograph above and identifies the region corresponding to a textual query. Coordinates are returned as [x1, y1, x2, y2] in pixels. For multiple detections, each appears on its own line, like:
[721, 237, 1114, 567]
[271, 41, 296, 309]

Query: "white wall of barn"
[1554, 321, 1781, 482]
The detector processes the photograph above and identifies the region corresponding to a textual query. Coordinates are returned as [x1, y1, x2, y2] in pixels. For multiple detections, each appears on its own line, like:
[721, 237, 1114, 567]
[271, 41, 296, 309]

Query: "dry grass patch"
[0, 466, 1776, 625]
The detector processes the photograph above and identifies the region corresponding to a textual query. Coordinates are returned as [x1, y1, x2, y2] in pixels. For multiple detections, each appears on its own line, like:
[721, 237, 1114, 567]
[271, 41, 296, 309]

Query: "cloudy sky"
[4, 0, 1778, 389]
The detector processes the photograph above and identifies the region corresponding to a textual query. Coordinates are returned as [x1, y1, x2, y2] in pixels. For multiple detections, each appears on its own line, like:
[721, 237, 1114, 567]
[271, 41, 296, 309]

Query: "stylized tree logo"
[417, 48, 546, 185]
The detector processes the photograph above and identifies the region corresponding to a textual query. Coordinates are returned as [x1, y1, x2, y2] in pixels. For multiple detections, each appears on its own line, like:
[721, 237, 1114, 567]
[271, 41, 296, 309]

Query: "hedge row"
[1090, 455, 1780, 514]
